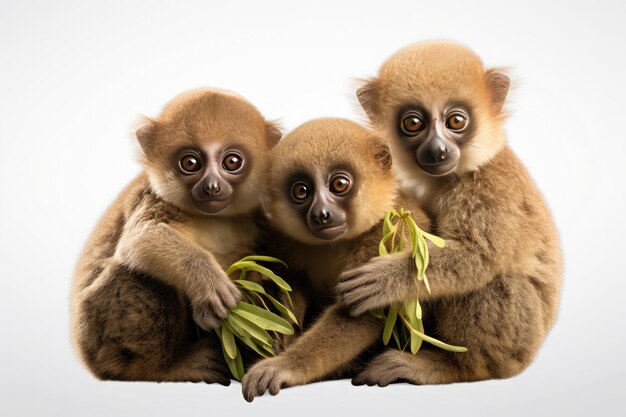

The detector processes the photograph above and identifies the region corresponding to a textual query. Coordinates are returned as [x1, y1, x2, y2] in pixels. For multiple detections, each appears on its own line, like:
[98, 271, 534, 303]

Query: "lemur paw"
[194, 350, 232, 386]
[352, 350, 419, 387]
[338, 253, 414, 316]
[241, 357, 294, 402]
[192, 273, 242, 330]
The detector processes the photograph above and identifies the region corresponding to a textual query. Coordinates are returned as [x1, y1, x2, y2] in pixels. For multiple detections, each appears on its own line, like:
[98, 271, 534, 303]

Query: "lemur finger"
[268, 377, 282, 396]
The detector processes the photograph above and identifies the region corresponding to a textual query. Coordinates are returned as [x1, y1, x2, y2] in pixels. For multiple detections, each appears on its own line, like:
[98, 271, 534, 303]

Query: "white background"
[1, 0, 625, 416]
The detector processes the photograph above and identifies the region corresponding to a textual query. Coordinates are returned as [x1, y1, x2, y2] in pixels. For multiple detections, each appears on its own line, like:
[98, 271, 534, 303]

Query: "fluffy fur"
[338, 41, 563, 385]
[241, 119, 431, 401]
[71, 88, 279, 382]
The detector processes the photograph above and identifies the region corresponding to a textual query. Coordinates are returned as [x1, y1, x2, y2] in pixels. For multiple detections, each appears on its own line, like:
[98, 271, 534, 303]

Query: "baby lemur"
[241, 118, 430, 401]
[337, 41, 563, 385]
[71, 89, 280, 383]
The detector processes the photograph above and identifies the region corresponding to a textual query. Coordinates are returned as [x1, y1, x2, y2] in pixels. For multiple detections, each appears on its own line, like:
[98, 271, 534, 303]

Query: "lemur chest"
[289, 243, 348, 296]
[173, 216, 257, 269]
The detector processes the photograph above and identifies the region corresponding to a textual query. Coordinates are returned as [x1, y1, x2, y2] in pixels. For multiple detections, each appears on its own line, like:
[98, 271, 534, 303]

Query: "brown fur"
[241, 119, 431, 401]
[338, 41, 563, 385]
[70, 89, 279, 382]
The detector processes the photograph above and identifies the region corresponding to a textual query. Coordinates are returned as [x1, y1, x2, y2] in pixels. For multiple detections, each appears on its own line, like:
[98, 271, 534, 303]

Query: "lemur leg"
[78, 265, 229, 384]
[354, 274, 545, 386]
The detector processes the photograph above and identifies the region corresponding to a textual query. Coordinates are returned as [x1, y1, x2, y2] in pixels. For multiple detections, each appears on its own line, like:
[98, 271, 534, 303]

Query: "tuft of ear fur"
[357, 78, 381, 123]
[371, 138, 392, 173]
[265, 120, 282, 148]
[485, 69, 510, 113]
[134, 116, 158, 155]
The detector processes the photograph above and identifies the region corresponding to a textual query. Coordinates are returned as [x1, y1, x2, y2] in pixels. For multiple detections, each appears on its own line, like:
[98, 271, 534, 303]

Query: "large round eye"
[179, 154, 202, 174]
[400, 111, 426, 136]
[329, 174, 351, 195]
[291, 181, 310, 202]
[446, 112, 468, 131]
[222, 152, 244, 172]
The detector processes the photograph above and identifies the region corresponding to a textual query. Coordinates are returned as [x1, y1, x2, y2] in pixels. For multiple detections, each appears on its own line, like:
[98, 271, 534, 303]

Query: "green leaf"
[218, 329, 244, 380]
[227, 312, 274, 346]
[237, 255, 288, 268]
[423, 238, 430, 276]
[281, 287, 294, 309]
[383, 210, 393, 236]
[415, 297, 422, 320]
[221, 321, 237, 359]
[399, 314, 467, 353]
[407, 216, 432, 282]
[231, 261, 293, 292]
[232, 302, 294, 334]
[416, 315, 425, 334]
[423, 274, 431, 294]
[379, 241, 389, 256]
[415, 236, 427, 281]
[413, 316, 424, 354]
[224, 315, 247, 337]
[233, 348, 244, 380]
[408, 218, 418, 258]
[383, 305, 398, 345]
[405, 299, 422, 354]
[237, 335, 272, 359]
[379, 227, 398, 257]
[260, 343, 276, 356]
[414, 252, 425, 282]
[250, 290, 272, 312]
[234, 279, 266, 293]
[422, 230, 446, 248]
[261, 291, 299, 325]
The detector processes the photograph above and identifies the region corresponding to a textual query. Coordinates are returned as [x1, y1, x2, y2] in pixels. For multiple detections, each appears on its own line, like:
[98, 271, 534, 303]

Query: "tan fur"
[339, 41, 563, 386]
[241, 119, 431, 401]
[70, 89, 279, 382]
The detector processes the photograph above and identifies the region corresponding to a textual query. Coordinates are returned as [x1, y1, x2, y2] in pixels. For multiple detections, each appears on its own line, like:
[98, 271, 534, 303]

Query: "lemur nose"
[312, 209, 331, 225]
[204, 182, 220, 196]
[427, 141, 448, 163]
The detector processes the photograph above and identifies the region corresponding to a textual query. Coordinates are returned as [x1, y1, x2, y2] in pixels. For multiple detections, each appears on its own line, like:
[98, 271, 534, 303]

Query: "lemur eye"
[329, 174, 351, 195]
[400, 111, 426, 135]
[179, 155, 202, 174]
[291, 181, 310, 202]
[222, 153, 244, 172]
[446, 113, 468, 131]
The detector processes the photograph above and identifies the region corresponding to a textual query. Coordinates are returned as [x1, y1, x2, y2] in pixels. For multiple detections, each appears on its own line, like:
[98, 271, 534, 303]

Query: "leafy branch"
[374, 209, 467, 354]
[215, 256, 298, 380]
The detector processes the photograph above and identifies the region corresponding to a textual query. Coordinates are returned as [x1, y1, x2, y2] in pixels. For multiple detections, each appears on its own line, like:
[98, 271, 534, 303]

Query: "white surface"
[1, 0, 624, 416]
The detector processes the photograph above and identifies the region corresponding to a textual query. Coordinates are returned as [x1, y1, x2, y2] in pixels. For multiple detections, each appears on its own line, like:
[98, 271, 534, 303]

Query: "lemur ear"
[134, 116, 158, 154]
[357, 77, 382, 123]
[265, 120, 282, 149]
[485, 68, 510, 113]
[371, 137, 392, 173]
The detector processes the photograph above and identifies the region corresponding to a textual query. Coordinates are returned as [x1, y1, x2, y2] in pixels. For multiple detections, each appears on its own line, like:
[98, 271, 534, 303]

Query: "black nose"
[426, 140, 448, 164]
[203, 181, 220, 196]
[311, 209, 331, 225]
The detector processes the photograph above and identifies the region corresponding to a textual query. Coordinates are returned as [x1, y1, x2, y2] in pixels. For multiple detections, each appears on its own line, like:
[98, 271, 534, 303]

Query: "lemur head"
[265, 118, 396, 245]
[135, 88, 281, 216]
[358, 41, 510, 180]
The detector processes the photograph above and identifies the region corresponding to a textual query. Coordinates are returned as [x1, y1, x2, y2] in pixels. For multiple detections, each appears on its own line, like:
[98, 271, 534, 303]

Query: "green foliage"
[375, 209, 467, 354]
[216, 256, 298, 380]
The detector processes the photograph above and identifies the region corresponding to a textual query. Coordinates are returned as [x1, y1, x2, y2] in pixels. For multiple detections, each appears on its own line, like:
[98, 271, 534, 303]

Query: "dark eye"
[446, 112, 468, 131]
[179, 154, 201, 174]
[290, 181, 310, 202]
[222, 153, 244, 172]
[400, 111, 426, 136]
[329, 174, 351, 195]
